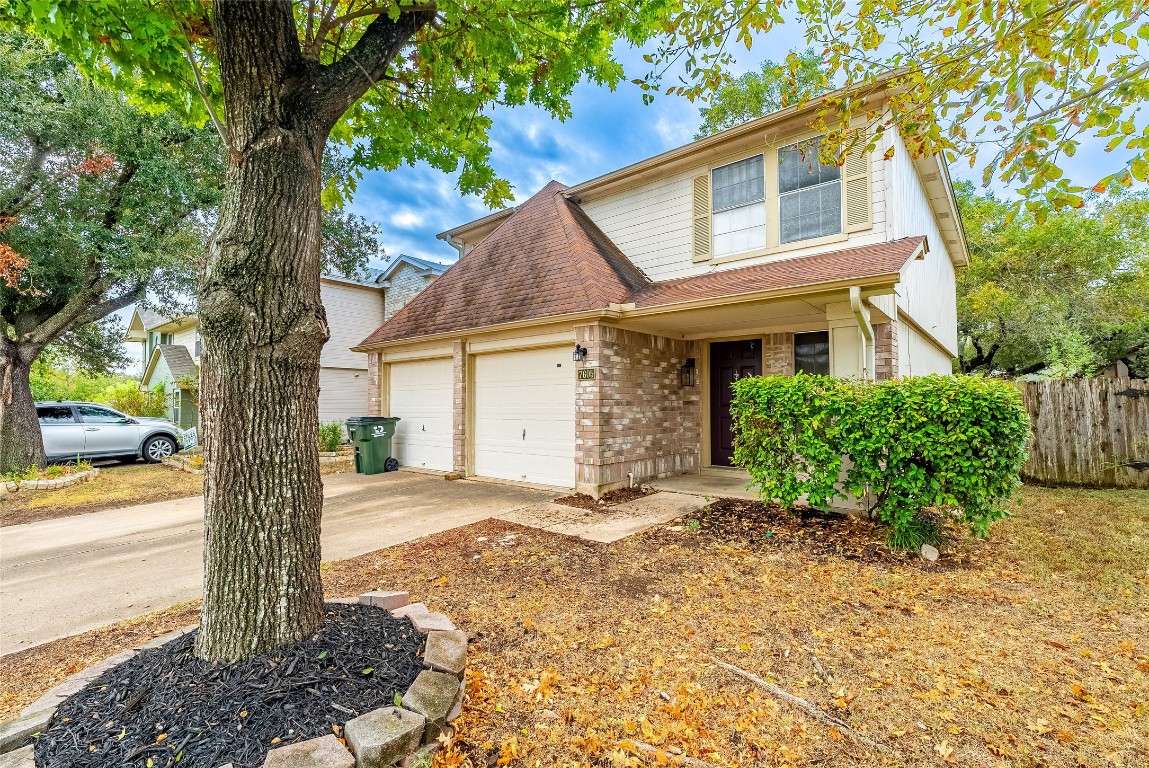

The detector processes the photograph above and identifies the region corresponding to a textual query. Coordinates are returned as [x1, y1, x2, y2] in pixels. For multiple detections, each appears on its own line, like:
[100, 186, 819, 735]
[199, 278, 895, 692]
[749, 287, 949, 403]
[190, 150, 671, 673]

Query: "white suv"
[35, 402, 182, 463]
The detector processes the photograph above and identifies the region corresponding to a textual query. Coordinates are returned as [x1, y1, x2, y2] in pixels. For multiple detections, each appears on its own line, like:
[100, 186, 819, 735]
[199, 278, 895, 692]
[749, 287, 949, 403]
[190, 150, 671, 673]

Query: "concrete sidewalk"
[0, 471, 552, 654]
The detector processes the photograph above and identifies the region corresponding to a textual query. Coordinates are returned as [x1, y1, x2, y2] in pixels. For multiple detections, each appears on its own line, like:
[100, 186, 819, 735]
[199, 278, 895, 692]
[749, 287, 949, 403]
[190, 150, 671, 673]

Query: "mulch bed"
[32, 603, 425, 768]
[552, 485, 655, 510]
[671, 497, 974, 568]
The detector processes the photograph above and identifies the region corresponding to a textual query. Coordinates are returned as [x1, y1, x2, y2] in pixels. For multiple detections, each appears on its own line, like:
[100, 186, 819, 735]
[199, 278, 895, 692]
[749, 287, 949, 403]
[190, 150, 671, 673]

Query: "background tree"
[0, 30, 379, 475]
[956, 182, 1149, 376]
[0, 31, 221, 473]
[695, 48, 829, 138]
[643, 0, 1147, 211]
[7, 0, 764, 662]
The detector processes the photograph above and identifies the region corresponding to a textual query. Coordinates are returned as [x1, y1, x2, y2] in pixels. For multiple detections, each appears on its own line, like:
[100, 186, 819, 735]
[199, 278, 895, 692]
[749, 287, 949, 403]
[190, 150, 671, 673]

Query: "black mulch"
[33, 603, 425, 768]
[659, 497, 973, 568]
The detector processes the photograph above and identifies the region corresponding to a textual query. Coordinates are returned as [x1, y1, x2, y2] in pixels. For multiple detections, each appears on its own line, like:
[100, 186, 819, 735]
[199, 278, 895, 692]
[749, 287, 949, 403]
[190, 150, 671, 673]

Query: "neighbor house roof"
[142, 344, 197, 388]
[376, 254, 449, 283]
[631, 237, 925, 308]
[360, 181, 650, 346]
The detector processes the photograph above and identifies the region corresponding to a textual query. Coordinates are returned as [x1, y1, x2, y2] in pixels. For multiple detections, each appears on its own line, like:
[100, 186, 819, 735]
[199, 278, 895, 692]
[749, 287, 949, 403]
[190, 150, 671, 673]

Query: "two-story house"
[126, 255, 446, 429]
[354, 88, 967, 496]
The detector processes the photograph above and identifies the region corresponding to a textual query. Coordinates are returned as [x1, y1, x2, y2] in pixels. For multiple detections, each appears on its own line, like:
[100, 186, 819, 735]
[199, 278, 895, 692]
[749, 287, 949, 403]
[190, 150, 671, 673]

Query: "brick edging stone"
[0, 468, 100, 498]
[0, 594, 467, 768]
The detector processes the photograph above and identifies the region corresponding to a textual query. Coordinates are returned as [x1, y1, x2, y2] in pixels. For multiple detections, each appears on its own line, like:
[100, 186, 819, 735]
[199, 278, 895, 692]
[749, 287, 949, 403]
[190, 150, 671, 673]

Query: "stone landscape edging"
[0, 594, 467, 768]
[0, 468, 100, 498]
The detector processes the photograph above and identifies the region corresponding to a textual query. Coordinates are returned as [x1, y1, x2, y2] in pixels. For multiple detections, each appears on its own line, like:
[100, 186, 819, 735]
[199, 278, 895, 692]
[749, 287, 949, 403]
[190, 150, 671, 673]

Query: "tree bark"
[0, 341, 45, 473]
[194, 0, 434, 661]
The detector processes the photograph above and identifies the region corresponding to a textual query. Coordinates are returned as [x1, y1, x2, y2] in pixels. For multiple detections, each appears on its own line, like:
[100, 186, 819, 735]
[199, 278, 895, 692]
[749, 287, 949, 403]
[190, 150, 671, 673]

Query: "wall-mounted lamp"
[573, 344, 588, 362]
[679, 358, 696, 387]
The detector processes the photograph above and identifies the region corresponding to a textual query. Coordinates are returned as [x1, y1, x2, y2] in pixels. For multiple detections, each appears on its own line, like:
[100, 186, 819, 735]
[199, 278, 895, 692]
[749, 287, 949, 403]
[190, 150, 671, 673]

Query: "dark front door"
[710, 339, 762, 466]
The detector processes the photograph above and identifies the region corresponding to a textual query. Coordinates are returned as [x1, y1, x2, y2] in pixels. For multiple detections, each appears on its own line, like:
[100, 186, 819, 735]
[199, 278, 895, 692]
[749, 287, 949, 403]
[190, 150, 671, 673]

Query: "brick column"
[762, 332, 794, 375]
[367, 353, 382, 416]
[873, 322, 899, 381]
[452, 340, 468, 474]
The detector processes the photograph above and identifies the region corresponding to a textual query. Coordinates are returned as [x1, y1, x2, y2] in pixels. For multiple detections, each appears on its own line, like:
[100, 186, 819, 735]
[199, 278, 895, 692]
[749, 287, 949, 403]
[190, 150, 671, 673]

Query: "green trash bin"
[346, 416, 401, 475]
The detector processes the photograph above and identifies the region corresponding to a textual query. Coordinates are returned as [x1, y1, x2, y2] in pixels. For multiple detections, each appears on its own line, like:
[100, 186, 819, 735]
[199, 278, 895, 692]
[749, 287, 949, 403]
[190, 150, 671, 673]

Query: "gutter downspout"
[439, 233, 465, 258]
[850, 286, 875, 381]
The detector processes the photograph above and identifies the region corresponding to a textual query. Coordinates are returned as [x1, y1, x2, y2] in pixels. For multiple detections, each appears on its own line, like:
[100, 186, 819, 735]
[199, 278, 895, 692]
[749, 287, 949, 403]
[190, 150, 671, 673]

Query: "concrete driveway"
[0, 471, 554, 654]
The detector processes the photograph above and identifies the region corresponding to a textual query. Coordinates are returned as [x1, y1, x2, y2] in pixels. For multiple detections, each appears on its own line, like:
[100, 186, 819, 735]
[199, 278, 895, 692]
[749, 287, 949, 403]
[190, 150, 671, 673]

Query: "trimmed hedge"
[730, 374, 1030, 546]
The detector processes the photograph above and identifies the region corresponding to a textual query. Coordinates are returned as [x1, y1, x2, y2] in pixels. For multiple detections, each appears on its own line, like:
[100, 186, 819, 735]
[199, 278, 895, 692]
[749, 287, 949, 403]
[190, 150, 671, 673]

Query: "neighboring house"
[356, 86, 968, 496]
[125, 259, 446, 429]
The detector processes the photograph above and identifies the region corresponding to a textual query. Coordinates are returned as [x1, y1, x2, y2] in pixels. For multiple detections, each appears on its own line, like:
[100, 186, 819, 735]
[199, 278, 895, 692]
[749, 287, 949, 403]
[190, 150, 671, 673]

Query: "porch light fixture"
[573, 344, 588, 362]
[679, 358, 696, 387]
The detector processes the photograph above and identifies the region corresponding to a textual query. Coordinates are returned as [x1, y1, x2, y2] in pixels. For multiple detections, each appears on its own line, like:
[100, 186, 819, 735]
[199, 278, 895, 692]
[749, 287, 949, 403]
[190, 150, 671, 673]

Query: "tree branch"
[0, 137, 50, 217]
[312, 7, 438, 126]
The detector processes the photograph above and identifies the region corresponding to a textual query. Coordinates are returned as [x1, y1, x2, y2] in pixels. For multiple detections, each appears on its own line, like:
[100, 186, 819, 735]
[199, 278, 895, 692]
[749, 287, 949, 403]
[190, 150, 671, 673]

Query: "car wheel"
[143, 435, 177, 463]
[384, 457, 399, 472]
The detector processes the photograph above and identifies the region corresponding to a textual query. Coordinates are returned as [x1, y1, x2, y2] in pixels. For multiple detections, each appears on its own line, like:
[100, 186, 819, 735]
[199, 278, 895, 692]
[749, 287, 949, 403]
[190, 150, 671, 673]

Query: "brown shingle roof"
[359, 177, 927, 346]
[632, 237, 925, 308]
[360, 181, 650, 346]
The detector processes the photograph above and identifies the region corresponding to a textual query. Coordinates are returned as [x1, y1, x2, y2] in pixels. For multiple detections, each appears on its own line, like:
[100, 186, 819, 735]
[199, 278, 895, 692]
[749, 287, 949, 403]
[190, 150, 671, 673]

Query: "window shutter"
[692, 174, 711, 263]
[843, 145, 871, 232]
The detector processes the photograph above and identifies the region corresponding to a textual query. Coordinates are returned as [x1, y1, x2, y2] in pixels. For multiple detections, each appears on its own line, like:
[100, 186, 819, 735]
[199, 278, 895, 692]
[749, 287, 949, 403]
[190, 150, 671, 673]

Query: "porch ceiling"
[618, 286, 894, 340]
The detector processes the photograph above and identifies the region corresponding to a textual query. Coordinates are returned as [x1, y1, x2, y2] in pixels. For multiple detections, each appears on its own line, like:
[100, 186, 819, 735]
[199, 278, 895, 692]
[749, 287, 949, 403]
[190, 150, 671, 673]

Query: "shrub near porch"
[730, 374, 1030, 547]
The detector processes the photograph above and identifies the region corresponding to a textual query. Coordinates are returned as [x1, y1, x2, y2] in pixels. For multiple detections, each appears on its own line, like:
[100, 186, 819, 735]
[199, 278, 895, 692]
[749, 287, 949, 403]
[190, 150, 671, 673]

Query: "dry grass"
[1, 485, 1146, 768]
[0, 463, 204, 527]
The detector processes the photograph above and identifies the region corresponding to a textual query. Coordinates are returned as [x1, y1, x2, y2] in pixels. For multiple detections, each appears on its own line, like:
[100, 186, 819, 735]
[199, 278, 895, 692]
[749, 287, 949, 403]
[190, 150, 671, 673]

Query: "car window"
[76, 405, 127, 424]
[37, 406, 76, 425]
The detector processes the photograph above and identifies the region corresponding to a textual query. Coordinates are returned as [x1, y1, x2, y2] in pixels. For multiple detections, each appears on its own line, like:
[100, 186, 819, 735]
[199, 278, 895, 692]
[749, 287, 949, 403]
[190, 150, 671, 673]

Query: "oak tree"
[695, 49, 829, 138]
[5, 0, 762, 660]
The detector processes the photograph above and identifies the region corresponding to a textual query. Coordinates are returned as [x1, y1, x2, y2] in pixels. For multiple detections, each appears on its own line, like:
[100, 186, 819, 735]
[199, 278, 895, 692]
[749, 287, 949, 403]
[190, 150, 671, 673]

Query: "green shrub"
[102, 382, 168, 418]
[731, 374, 1030, 547]
[318, 421, 344, 453]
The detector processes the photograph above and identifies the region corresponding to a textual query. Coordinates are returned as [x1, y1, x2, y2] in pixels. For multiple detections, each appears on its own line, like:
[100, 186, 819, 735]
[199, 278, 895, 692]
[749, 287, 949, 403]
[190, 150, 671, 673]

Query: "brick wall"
[574, 324, 701, 496]
[452, 340, 468, 473]
[762, 332, 794, 375]
[384, 263, 435, 320]
[367, 353, 381, 416]
[874, 322, 899, 380]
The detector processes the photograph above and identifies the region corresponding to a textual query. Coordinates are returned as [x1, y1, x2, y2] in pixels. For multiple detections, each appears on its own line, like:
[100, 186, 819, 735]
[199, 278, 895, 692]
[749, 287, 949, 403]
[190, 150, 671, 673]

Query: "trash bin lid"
[345, 416, 401, 423]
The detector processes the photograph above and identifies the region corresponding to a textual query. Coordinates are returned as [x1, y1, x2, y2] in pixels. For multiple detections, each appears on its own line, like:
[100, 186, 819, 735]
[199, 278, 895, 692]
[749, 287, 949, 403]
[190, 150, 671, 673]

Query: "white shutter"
[692, 174, 711, 263]
[843, 144, 872, 233]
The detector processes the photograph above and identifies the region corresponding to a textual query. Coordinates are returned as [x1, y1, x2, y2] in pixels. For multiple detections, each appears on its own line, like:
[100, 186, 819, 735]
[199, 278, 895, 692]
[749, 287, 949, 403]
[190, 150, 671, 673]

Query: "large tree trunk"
[194, 2, 330, 661]
[0, 342, 44, 474]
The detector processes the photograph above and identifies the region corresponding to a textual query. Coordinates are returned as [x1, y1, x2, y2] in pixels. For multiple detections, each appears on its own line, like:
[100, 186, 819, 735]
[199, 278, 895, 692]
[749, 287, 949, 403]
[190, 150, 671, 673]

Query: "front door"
[709, 339, 762, 466]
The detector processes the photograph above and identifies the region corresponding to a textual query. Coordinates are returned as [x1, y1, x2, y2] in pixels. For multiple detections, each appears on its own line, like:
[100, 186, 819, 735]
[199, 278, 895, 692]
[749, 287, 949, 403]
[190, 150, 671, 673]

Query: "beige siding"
[886, 130, 959, 356]
[580, 137, 889, 282]
[318, 367, 369, 424]
[897, 319, 954, 376]
[320, 280, 386, 370]
[172, 323, 199, 363]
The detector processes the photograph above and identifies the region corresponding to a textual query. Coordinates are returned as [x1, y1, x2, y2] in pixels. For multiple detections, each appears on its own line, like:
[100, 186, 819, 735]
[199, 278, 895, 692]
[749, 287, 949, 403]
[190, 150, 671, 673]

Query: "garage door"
[389, 358, 453, 472]
[473, 346, 576, 487]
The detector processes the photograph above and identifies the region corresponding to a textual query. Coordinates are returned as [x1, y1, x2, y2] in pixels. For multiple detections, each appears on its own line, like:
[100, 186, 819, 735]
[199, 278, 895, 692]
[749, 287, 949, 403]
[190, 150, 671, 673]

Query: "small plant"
[4, 465, 39, 483]
[884, 512, 948, 551]
[318, 421, 344, 453]
[685, 518, 702, 532]
[76, 459, 92, 473]
[43, 465, 66, 479]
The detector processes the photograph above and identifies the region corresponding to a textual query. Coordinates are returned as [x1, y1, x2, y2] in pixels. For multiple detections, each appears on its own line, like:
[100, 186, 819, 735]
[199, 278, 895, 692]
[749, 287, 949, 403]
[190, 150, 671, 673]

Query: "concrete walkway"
[0, 471, 552, 654]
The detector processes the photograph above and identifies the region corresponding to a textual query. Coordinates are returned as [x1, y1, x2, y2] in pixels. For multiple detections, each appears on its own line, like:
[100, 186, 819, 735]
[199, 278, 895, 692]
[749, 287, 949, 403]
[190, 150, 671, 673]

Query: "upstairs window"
[779, 138, 842, 244]
[711, 155, 765, 257]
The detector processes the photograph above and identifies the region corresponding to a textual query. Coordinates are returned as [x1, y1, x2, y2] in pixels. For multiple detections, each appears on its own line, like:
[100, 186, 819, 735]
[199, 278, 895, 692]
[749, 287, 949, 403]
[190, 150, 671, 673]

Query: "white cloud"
[389, 209, 424, 230]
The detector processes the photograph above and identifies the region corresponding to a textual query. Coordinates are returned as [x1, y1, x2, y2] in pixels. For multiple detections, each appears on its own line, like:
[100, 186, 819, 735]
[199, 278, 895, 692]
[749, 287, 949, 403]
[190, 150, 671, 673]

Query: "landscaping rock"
[423, 630, 467, 678]
[21, 648, 137, 719]
[401, 670, 461, 743]
[262, 734, 353, 768]
[391, 603, 456, 632]
[344, 707, 425, 768]
[0, 746, 33, 768]
[0, 708, 52, 754]
[390, 602, 428, 618]
[921, 544, 940, 562]
[447, 678, 464, 722]
[396, 726, 454, 768]
[359, 590, 410, 611]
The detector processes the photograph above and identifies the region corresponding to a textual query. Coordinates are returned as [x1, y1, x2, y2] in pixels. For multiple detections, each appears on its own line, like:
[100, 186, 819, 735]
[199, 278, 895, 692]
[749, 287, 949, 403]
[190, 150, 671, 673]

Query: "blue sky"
[117, 26, 1134, 373]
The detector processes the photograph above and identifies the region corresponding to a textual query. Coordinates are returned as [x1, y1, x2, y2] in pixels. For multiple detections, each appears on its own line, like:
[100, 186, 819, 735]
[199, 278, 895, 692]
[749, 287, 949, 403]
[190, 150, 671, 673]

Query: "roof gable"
[361, 181, 650, 346]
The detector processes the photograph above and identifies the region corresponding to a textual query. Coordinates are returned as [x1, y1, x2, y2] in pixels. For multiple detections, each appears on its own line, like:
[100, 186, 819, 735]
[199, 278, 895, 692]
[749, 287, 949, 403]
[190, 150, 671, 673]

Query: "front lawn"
[0, 463, 204, 527]
[1, 485, 1145, 766]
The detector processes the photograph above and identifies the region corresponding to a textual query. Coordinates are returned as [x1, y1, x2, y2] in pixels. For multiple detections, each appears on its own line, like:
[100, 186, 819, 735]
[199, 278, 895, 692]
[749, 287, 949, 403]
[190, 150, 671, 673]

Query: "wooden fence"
[1017, 377, 1149, 489]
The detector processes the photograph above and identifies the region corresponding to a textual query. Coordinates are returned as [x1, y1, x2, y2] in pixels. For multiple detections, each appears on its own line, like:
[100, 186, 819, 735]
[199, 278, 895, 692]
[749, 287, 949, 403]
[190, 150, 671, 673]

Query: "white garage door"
[318, 367, 368, 425]
[389, 358, 453, 472]
[473, 346, 575, 488]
